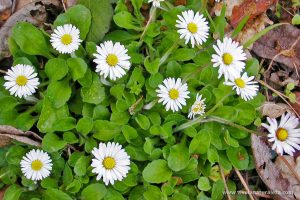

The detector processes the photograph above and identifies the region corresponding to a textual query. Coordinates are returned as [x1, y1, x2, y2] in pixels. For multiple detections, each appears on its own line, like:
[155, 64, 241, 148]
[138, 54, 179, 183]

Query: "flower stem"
[139, 7, 156, 46]
[159, 41, 179, 66]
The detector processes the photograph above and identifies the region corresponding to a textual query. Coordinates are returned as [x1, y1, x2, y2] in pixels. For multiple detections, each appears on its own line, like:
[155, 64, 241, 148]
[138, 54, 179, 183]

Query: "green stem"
[139, 7, 156, 46]
[159, 41, 179, 66]
[205, 92, 232, 116]
[38, 81, 50, 88]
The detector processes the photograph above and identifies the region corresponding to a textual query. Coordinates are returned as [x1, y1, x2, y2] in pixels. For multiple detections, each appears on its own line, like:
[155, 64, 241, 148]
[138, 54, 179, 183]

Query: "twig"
[26, 131, 43, 141]
[265, 35, 300, 74]
[219, 165, 232, 200]
[61, 0, 67, 12]
[0, 69, 7, 74]
[234, 167, 256, 200]
[278, 155, 300, 184]
[258, 80, 300, 118]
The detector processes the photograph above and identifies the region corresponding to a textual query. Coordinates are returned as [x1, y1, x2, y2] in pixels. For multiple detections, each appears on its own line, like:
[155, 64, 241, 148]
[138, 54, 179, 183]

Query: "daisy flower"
[20, 149, 52, 181]
[224, 72, 259, 101]
[4, 64, 40, 98]
[211, 37, 247, 81]
[93, 41, 131, 81]
[50, 24, 82, 54]
[262, 112, 300, 156]
[148, 0, 164, 7]
[156, 77, 190, 112]
[91, 142, 130, 185]
[188, 93, 206, 119]
[176, 10, 210, 48]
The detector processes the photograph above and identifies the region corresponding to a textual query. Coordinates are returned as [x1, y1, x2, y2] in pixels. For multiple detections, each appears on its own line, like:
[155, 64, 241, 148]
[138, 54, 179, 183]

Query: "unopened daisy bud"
[50, 24, 82, 54]
[4, 64, 39, 98]
[262, 112, 300, 156]
[20, 149, 52, 181]
[148, 0, 164, 7]
[188, 93, 206, 119]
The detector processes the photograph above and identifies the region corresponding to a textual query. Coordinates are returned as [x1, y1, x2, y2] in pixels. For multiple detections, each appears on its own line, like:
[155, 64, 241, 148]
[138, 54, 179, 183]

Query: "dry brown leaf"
[252, 24, 300, 70]
[251, 134, 296, 200]
[0, 133, 40, 146]
[259, 102, 291, 118]
[0, 0, 13, 27]
[0, 0, 60, 60]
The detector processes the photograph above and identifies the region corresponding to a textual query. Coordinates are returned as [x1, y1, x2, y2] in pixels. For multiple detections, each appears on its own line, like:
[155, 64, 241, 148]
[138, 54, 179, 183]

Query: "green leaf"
[11, 22, 52, 58]
[197, 177, 211, 191]
[74, 156, 90, 176]
[76, 117, 93, 135]
[226, 146, 249, 170]
[81, 183, 107, 200]
[37, 97, 69, 133]
[43, 188, 72, 200]
[104, 30, 140, 44]
[224, 131, 239, 147]
[3, 184, 23, 200]
[135, 114, 150, 130]
[142, 159, 172, 183]
[167, 143, 189, 172]
[122, 125, 138, 143]
[45, 58, 69, 81]
[67, 58, 88, 81]
[207, 147, 219, 163]
[245, 58, 260, 76]
[47, 79, 72, 108]
[54, 5, 91, 40]
[42, 133, 67, 152]
[170, 48, 196, 61]
[52, 117, 76, 132]
[81, 74, 105, 104]
[143, 185, 163, 200]
[292, 14, 300, 25]
[211, 180, 225, 200]
[63, 164, 73, 186]
[78, 0, 113, 43]
[93, 120, 121, 141]
[41, 178, 58, 189]
[113, 11, 141, 31]
[144, 57, 160, 74]
[189, 129, 211, 154]
[235, 103, 256, 125]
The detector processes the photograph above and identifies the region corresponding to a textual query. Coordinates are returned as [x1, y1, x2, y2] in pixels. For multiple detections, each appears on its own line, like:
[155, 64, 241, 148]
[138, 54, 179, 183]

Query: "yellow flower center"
[106, 54, 119, 67]
[102, 157, 116, 170]
[61, 34, 73, 45]
[31, 160, 43, 171]
[276, 128, 288, 141]
[192, 105, 203, 113]
[234, 78, 246, 88]
[187, 22, 198, 34]
[222, 53, 233, 65]
[16, 75, 28, 86]
[169, 88, 179, 100]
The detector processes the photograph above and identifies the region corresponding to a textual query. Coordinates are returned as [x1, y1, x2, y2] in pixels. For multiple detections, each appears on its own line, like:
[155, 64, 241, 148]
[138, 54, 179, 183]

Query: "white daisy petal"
[211, 37, 246, 81]
[188, 93, 206, 119]
[50, 24, 82, 54]
[91, 142, 130, 185]
[176, 10, 209, 48]
[93, 41, 131, 81]
[4, 64, 40, 98]
[224, 72, 259, 101]
[156, 77, 190, 112]
[262, 112, 300, 156]
[20, 149, 52, 181]
[148, 0, 164, 7]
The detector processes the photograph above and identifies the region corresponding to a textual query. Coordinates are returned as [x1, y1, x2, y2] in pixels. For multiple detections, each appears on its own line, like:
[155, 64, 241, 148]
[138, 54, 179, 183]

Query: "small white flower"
[224, 72, 259, 101]
[148, 0, 164, 7]
[262, 112, 300, 156]
[50, 24, 82, 54]
[20, 149, 52, 181]
[4, 64, 39, 98]
[176, 10, 209, 48]
[91, 142, 130, 185]
[211, 37, 247, 81]
[188, 93, 206, 119]
[93, 41, 131, 81]
[156, 77, 190, 112]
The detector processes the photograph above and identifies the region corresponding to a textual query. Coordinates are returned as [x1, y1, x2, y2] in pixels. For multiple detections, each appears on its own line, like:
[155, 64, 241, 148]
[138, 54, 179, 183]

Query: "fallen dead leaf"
[0, 0, 61, 60]
[291, 92, 300, 116]
[251, 134, 296, 200]
[259, 102, 291, 118]
[252, 24, 300, 70]
[230, 0, 277, 28]
[0, 0, 13, 27]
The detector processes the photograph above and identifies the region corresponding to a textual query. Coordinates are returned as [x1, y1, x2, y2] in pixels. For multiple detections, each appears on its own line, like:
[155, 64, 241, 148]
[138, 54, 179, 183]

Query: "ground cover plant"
[0, 0, 299, 199]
